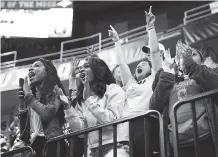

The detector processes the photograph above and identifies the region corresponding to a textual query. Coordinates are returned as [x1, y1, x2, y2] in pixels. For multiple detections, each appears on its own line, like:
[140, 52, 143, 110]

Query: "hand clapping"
[162, 48, 175, 74]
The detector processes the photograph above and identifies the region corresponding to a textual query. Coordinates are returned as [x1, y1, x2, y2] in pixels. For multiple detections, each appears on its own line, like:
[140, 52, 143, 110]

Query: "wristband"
[147, 24, 155, 31]
[24, 93, 34, 104]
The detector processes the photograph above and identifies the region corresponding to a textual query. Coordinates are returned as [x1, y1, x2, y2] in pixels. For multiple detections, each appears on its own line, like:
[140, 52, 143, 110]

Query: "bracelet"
[24, 93, 34, 103]
[147, 24, 155, 31]
[114, 39, 119, 43]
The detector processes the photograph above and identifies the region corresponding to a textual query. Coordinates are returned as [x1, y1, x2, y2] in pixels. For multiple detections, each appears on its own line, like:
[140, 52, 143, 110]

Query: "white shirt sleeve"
[64, 105, 86, 131]
[86, 84, 126, 124]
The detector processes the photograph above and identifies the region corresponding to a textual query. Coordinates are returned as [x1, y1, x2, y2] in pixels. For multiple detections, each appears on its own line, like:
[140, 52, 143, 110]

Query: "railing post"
[191, 102, 200, 157]
[84, 134, 88, 157]
[211, 99, 218, 157]
[69, 138, 75, 157]
[98, 33, 102, 53]
[143, 117, 150, 157]
[129, 120, 135, 157]
[113, 124, 118, 157]
[60, 42, 64, 62]
[98, 128, 103, 157]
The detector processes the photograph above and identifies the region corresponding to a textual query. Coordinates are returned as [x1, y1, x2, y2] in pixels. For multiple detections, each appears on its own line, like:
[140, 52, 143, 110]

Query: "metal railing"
[183, 2, 218, 25]
[171, 89, 218, 157]
[1, 146, 34, 157]
[42, 110, 165, 157]
[1, 51, 17, 70]
[1, 24, 182, 72]
[60, 33, 102, 62]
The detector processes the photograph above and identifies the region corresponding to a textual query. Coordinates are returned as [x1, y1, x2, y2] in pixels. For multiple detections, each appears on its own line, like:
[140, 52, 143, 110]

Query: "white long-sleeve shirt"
[64, 84, 129, 148]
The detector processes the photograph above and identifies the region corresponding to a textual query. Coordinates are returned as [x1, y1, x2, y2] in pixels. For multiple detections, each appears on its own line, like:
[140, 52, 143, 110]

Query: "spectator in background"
[111, 65, 123, 87]
[59, 56, 129, 157]
[0, 133, 10, 154]
[17, 58, 66, 157]
[201, 46, 218, 69]
[150, 41, 217, 157]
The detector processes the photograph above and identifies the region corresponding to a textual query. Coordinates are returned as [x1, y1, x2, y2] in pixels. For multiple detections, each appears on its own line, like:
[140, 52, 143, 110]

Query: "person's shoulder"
[107, 83, 125, 94]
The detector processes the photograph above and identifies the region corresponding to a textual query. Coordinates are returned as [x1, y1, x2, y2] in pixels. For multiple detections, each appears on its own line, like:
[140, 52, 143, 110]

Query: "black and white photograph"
[1, 1, 218, 157]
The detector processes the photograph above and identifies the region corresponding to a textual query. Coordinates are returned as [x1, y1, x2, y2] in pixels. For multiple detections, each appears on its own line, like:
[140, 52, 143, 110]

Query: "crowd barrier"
[171, 89, 218, 157]
[1, 90, 218, 157]
[42, 110, 165, 157]
[1, 146, 34, 157]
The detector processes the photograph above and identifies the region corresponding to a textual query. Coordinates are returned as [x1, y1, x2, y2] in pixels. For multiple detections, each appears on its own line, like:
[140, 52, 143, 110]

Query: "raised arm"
[22, 77, 61, 124]
[183, 53, 218, 91]
[24, 85, 61, 124]
[109, 25, 133, 86]
[146, 6, 162, 73]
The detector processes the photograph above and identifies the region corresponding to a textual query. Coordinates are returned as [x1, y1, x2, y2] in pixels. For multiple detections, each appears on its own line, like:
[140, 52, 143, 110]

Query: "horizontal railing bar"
[62, 33, 100, 44]
[125, 30, 147, 40]
[63, 50, 86, 57]
[0, 51, 16, 57]
[173, 89, 218, 112]
[46, 110, 160, 144]
[185, 3, 209, 16]
[1, 146, 34, 157]
[1, 61, 15, 65]
[61, 42, 100, 54]
[119, 25, 147, 37]
[1, 65, 14, 69]
[158, 31, 181, 41]
[14, 52, 60, 63]
[185, 8, 211, 20]
[185, 13, 215, 24]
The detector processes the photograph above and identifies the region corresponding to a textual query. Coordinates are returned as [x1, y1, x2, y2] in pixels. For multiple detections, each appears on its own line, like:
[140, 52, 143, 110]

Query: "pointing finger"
[149, 6, 152, 13]
[109, 25, 116, 32]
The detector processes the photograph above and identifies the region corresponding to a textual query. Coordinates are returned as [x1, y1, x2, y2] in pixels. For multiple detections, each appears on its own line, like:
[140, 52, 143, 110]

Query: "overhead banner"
[182, 13, 218, 45]
[0, 1, 73, 38]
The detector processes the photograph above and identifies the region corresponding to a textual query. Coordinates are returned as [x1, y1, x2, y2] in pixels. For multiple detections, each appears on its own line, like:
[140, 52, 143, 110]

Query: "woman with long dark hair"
[17, 58, 66, 157]
[60, 56, 129, 157]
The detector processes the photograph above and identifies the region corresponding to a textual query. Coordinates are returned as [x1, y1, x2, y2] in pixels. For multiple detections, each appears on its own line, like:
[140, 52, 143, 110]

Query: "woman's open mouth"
[29, 71, 36, 80]
[137, 68, 143, 74]
[80, 73, 86, 80]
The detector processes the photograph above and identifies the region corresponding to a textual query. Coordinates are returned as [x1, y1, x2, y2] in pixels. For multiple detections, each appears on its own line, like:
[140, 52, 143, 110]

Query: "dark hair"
[31, 58, 66, 126]
[134, 58, 152, 81]
[201, 46, 218, 64]
[76, 57, 115, 105]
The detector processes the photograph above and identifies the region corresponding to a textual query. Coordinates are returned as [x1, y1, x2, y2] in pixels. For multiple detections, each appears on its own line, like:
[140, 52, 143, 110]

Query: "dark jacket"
[149, 68, 175, 113]
[184, 57, 218, 144]
[19, 86, 64, 144]
[150, 57, 218, 146]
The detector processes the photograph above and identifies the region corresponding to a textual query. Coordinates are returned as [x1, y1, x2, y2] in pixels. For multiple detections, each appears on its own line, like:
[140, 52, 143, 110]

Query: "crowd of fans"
[1, 6, 218, 157]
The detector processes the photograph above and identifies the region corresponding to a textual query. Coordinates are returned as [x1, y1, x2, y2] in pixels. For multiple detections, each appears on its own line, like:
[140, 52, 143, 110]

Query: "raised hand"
[176, 40, 193, 58]
[70, 57, 79, 78]
[85, 46, 99, 58]
[145, 6, 156, 28]
[54, 85, 71, 109]
[108, 25, 119, 42]
[23, 76, 31, 96]
[162, 49, 175, 74]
